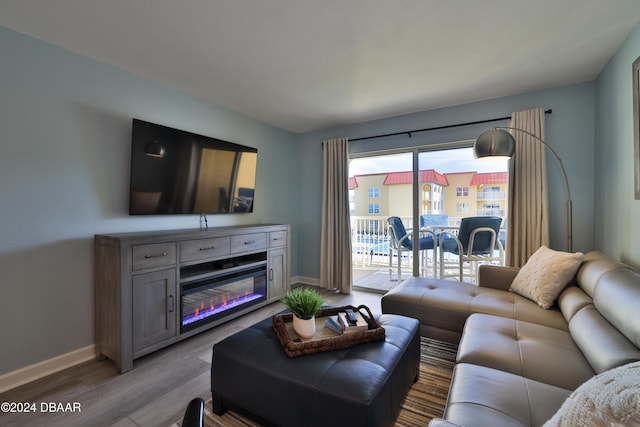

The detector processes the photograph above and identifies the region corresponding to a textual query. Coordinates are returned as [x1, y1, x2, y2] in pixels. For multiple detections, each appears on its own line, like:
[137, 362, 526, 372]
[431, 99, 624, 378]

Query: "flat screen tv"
[129, 119, 257, 215]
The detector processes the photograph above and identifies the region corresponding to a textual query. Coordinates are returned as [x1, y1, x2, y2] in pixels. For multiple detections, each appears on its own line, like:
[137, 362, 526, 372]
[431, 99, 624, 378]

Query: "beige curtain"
[506, 108, 549, 267]
[320, 138, 352, 293]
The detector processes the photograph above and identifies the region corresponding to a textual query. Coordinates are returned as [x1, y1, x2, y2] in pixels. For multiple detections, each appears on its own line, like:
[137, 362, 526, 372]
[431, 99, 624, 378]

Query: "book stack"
[324, 310, 369, 335]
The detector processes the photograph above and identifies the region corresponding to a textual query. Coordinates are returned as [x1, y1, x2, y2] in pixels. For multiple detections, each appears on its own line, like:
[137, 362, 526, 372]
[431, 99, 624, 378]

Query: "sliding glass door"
[349, 152, 414, 291]
[418, 146, 509, 225]
[350, 143, 509, 290]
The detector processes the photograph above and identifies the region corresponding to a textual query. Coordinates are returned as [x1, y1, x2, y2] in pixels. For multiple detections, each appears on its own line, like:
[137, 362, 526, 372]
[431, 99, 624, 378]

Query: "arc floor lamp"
[474, 127, 573, 253]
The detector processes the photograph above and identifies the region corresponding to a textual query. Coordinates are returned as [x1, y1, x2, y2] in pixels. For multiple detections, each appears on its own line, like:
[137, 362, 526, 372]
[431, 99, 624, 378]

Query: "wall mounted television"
[129, 119, 257, 215]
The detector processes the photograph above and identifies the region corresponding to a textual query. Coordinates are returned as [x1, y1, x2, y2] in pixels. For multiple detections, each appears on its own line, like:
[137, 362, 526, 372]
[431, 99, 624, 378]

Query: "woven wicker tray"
[272, 304, 385, 357]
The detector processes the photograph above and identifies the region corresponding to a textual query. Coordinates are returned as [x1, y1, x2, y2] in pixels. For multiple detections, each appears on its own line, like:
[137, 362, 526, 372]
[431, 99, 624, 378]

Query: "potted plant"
[281, 287, 324, 338]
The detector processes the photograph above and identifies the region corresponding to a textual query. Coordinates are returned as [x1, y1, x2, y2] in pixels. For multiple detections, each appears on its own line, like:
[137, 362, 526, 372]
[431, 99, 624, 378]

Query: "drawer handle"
[244, 241, 256, 245]
[272, 237, 282, 241]
[199, 246, 216, 251]
[145, 252, 167, 259]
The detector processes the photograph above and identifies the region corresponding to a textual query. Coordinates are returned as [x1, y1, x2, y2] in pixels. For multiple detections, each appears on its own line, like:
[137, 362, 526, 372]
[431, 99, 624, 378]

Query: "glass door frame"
[350, 140, 474, 278]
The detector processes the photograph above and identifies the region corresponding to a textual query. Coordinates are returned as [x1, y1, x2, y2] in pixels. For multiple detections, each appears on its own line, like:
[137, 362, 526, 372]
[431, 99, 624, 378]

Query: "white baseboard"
[291, 275, 319, 287]
[0, 276, 325, 394]
[0, 345, 96, 393]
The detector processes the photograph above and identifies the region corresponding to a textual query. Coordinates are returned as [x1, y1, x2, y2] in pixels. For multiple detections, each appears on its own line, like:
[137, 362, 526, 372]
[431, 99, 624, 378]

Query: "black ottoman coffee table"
[211, 313, 420, 427]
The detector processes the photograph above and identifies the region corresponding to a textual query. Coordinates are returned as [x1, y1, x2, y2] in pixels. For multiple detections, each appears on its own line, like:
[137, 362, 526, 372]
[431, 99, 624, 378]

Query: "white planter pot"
[292, 315, 316, 339]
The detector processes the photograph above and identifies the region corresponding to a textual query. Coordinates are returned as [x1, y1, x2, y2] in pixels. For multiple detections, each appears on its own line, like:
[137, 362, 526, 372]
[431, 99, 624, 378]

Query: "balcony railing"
[476, 209, 505, 217]
[351, 215, 506, 290]
[476, 192, 505, 201]
[350, 215, 460, 269]
[350, 214, 503, 267]
[350, 216, 394, 268]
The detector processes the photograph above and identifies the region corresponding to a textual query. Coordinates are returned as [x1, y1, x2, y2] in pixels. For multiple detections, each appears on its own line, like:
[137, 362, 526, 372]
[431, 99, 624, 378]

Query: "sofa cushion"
[442, 363, 572, 427]
[476, 264, 520, 291]
[509, 246, 584, 309]
[569, 305, 640, 374]
[544, 361, 640, 427]
[457, 313, 594, 390]
[556, 285, 593, 322]
[592, 267, 640, 348]
[428, 420, 461, 427]
[381, 277, 568, 344]
[575, 250, 628, 297]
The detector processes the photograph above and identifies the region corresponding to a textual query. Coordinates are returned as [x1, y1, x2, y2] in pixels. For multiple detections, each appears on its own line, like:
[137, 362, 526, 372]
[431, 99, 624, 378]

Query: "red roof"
[349, 170, 505, 187]
[469, 172, 508, 185]
[383, 170, 448, 185]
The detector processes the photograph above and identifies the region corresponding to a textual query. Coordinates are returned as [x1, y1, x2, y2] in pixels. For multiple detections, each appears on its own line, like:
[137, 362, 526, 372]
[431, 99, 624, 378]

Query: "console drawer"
[269, 231, 287, 248]
[231, 233, 267, 254]
[132, 242, 177, 271]
[180, 237, 231, 263]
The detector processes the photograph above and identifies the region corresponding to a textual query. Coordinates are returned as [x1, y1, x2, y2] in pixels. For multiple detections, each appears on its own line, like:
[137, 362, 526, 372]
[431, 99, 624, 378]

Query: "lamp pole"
[476, 126, 573, 253]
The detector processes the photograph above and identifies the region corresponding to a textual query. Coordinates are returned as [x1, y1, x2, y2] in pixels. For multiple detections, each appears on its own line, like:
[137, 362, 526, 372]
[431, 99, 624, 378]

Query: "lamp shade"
[144, 140, 165, 158]
[474, 129, 515, 159]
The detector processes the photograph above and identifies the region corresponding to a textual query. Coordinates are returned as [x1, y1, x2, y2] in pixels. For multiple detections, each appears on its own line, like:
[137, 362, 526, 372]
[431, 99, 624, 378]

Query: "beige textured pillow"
[510, 246, 584, 309]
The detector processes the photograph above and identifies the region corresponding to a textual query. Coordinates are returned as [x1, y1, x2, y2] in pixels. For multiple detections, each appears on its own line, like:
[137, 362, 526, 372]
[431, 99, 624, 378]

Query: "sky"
[349, 147, 508, 176]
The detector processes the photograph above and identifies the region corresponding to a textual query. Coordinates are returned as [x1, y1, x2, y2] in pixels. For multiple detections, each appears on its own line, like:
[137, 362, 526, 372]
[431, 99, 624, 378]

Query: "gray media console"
[94, 224, 290, 373]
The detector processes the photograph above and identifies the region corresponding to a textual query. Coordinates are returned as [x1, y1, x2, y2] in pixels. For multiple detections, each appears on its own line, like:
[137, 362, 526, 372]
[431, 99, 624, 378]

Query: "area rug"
[173, 337, 457, 427]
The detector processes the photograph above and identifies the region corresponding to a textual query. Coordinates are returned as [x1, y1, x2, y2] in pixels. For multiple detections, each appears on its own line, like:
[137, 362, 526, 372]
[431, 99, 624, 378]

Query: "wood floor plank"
[128, 371, 211, 426]
[0, 288, 384, 427]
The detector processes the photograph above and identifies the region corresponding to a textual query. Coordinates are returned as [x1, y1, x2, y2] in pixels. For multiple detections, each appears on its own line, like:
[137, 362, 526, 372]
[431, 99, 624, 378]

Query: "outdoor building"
[349, 170, 448, 219]
[442, 171, 508, 223]
[350, 169, 507, 223]
[471, 172, 508, 217]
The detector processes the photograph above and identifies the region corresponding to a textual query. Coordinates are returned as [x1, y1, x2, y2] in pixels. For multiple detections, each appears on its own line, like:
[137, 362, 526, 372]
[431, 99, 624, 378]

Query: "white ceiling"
[1, 1, 640, 133]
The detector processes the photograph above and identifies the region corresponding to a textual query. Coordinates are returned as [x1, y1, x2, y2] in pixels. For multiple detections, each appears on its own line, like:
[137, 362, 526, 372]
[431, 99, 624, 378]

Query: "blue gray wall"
[0, 26, 297, 375]
[296, 84, 596, 280]
[4, 17, 640, 378]
[594, 22, 640, 269]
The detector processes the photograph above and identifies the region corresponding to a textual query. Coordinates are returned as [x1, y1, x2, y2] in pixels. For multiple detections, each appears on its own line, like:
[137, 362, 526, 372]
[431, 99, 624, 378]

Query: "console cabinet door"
[132, 269, 177, 353]
[268, 247, 287, 299]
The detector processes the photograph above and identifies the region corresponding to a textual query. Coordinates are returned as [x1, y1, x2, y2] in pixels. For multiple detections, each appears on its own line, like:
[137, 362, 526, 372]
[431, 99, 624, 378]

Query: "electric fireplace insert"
[180, 262, 267, 333]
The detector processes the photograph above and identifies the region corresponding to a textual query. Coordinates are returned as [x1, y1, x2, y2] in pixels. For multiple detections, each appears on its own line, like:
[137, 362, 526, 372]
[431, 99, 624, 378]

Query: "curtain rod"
[349, 109, 552, 142]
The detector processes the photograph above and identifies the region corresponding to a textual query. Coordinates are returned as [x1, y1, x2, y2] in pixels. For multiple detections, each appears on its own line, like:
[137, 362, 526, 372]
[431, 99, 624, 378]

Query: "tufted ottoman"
[211, 313, 420, 427]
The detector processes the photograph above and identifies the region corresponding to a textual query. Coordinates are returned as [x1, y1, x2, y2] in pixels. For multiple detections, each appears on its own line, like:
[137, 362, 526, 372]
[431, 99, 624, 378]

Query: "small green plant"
[281, 288, 324, 320]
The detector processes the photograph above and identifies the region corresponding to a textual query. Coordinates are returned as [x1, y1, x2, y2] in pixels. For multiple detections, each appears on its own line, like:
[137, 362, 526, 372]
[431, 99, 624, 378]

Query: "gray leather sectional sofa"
[381, 251, 640, 426]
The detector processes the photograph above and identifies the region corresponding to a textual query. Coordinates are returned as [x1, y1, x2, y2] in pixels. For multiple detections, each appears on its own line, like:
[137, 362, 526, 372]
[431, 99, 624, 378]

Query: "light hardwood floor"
[0, 288, 384, 427]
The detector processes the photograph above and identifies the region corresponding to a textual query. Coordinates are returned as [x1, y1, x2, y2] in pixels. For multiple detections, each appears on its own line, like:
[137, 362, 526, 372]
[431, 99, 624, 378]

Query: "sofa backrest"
[575, 251, 628, 297]
[569, 304, 640, 374]
[561, 251, 640, 374]
[558, 251, 624, 322]
[556, 286, 592, 322]
[593, 268, 640, 348]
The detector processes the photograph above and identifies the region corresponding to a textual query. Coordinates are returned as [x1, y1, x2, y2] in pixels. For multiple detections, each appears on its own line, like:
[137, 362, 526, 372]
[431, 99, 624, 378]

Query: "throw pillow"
[509, 246, 583, 309]
[543, 361, 640, 427]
